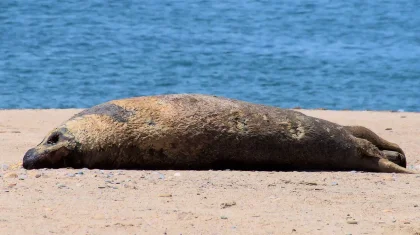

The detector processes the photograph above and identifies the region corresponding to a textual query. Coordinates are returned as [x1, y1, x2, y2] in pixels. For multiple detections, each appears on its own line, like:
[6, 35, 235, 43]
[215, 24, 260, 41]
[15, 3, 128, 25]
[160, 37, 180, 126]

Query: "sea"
[0, 0, 419, 111]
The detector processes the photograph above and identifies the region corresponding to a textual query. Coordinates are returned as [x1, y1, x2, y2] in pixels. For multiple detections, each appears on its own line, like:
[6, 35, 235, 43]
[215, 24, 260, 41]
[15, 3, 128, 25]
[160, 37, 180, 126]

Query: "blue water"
[1, 1, 419, 111]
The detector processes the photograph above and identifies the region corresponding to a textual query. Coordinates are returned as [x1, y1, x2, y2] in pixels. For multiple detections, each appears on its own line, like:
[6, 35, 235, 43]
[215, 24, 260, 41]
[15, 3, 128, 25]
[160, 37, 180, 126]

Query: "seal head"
[23, 128, 81, 169]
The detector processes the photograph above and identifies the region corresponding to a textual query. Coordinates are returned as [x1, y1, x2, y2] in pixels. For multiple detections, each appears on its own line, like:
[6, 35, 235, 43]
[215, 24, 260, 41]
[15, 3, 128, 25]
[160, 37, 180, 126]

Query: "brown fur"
[23, 94, 415, 173]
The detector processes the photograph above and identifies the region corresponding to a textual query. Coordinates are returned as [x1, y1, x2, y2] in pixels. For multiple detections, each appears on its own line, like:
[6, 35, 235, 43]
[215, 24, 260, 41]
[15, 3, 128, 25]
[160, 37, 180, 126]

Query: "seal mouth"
[23, 145, 74, 169]
[23, 148, 48, 169]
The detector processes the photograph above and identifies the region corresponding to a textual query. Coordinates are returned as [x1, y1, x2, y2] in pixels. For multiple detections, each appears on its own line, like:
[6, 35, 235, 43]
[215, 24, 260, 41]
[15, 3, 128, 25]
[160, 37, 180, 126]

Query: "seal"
[22, 94, 415, 173]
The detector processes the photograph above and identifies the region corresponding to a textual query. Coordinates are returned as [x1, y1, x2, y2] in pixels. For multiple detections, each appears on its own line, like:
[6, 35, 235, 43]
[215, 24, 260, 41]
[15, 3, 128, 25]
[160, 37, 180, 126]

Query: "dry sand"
[1, 109, 420, 235]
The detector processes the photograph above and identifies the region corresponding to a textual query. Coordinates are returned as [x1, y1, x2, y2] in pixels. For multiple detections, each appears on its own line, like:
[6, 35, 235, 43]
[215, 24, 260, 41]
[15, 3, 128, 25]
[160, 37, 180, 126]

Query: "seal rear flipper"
[375, 158, 416, 174]
[381, 150, 406, 168]
[344, 126, 405, 155]
[354, 137, 416, 174]
[359, 157, 416, 174]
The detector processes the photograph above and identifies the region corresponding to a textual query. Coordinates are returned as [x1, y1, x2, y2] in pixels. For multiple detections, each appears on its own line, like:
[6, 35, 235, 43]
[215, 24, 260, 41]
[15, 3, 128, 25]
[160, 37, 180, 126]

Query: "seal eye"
[47, 133, 60, 145]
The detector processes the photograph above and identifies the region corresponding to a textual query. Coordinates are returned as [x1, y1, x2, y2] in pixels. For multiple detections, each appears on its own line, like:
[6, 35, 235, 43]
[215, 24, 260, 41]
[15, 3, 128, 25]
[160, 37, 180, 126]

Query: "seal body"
[23, 94, 413, 173]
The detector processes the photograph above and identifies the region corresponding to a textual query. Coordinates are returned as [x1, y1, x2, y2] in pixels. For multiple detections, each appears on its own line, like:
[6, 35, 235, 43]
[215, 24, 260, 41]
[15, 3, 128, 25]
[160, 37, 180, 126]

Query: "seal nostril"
[23, 148, 37, 169]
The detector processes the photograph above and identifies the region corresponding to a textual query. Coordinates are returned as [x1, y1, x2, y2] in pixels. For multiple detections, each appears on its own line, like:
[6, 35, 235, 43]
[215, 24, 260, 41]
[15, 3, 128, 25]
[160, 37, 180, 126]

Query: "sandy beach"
[1, 109, 420, 235]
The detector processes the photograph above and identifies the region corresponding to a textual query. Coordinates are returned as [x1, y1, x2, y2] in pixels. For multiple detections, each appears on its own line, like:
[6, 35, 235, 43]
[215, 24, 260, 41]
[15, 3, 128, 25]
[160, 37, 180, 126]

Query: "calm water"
[1, 0, 419, 110]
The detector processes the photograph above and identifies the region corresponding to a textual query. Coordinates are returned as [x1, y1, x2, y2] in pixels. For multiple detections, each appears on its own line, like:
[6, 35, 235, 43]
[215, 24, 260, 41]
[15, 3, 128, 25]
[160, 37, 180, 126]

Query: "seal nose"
[23, 148, 38, 169]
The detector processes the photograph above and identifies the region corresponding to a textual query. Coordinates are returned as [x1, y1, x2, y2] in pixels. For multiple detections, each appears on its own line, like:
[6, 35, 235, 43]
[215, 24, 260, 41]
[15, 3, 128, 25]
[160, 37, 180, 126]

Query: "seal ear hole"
[47, 133, 60, 145]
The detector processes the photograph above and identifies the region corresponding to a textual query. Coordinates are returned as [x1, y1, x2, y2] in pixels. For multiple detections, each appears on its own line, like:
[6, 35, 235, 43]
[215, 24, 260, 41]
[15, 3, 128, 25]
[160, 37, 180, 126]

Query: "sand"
[1, 109, 420, 235]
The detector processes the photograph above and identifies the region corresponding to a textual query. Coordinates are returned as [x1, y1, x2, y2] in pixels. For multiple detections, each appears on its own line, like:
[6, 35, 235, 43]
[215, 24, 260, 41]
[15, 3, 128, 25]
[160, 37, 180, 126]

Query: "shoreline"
[1, 108, 420, 113]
